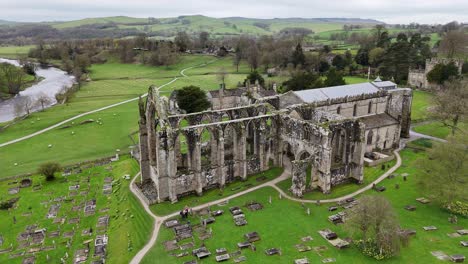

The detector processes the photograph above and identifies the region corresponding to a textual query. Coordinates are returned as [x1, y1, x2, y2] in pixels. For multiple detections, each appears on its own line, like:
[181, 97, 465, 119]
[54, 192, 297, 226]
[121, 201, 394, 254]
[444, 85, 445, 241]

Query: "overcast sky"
[1, 0, 467, 24]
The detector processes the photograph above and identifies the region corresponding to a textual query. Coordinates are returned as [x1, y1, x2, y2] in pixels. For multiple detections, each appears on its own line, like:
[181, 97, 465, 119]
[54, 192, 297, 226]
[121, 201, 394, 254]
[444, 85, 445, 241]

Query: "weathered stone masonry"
[138, 81, 412, 203]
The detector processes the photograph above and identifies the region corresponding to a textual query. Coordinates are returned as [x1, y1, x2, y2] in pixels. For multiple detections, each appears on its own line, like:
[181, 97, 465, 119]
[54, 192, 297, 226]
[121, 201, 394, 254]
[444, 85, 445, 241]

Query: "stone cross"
[307, 208, 310, 216]
[268, 196, 272, 204]
[279, 193, 282, 200]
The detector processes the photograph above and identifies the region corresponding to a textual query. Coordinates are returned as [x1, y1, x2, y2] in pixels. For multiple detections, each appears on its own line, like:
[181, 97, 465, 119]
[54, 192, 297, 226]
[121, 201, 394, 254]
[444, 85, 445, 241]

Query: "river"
[0, 58, 75, 123]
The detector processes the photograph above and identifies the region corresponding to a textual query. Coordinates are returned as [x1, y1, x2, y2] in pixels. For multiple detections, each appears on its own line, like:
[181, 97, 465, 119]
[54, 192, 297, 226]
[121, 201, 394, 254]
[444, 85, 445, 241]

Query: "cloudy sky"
[1, 0, 467, 24]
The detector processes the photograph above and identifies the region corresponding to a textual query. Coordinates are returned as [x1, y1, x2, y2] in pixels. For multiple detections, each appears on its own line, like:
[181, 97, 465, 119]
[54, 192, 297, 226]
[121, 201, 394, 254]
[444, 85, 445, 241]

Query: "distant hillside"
[0, 15, 384, 44]
[45, 15, 383, 35]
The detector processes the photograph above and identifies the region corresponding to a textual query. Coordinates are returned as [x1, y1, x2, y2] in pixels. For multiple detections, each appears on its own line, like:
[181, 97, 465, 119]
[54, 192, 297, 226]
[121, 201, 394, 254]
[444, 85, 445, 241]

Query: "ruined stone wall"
[364, 124, 400, 152]
[386, 88, 412, 138]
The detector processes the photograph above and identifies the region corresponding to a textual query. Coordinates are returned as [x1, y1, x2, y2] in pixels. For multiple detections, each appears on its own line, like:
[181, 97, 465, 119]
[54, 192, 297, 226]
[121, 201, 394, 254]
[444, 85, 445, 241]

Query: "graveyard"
[0, 156, 153, 264]
[141, 143, 468, 264]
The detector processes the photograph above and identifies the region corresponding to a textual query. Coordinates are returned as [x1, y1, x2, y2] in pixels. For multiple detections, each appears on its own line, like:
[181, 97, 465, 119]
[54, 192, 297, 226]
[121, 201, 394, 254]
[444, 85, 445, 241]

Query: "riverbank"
[0, 58, 75, 122]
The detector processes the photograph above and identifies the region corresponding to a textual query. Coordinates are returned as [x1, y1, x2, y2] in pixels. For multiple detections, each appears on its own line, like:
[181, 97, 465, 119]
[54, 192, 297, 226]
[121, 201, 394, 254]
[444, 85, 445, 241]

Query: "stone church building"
[137, 79, 412, 203]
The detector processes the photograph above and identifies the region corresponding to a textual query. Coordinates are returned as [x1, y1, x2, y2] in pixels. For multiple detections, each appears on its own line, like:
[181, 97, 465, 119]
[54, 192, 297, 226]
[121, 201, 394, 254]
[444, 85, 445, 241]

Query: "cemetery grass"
[145, 145, 467, 264]
[275, 159, 397, 200]
[0, 156, 153, 264]
[150, 167, 284, 216]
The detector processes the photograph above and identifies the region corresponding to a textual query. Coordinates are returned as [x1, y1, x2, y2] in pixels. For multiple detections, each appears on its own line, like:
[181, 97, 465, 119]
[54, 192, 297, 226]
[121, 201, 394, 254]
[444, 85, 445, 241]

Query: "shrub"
[445, 201, 468, 217]
[38, 162, 62, 181]
[355, 239, 395, 260]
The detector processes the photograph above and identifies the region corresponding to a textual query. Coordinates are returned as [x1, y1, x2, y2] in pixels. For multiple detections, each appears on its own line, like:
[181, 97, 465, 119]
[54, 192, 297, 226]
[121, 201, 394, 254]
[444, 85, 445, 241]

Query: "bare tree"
[439, 30, 468, 58]
[36, 93, 51, 110]
[14, 96, 33, 117]
[417, 134, 467, 209]
[216, 67, 228, 87]
[431, 79, 467, 135]
[346, 195, 402, 258]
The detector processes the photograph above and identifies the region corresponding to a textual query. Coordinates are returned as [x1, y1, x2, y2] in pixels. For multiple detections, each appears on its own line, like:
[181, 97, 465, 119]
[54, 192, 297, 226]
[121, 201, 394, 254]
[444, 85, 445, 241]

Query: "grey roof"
[293, 82, 381, 103]
[359, 113, 398, 129]
[371, 81, 397, 89]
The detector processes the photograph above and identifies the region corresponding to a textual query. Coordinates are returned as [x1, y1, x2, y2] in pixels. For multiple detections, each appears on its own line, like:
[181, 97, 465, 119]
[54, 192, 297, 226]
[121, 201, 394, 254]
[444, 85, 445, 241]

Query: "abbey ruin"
[408, 58, 464, 89]
[137, 80, 412, 204]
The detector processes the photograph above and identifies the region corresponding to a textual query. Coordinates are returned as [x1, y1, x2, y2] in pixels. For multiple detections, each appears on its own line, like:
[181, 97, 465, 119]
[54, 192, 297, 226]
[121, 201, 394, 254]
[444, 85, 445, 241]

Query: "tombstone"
[404, 205, 416, 211]
[450, 255, 465, 263]
[164, 219, 179, 228]
[294, 258, 310, 264]
[216, 248, 227, 255]
[423, 226, 438, 231]
[192, 247, 211, 259]
[237, 242, 251, 249]
[211, 210, 224, 217]
[269, 196, 272, 204]
[265, 248, 281, 256]
[307, 208, 310, 216]
[244, 232, 260, 242]
[233, 256, 247, 263]
[215, 254, 230, 262]
[461, 241, 468, 247]
[279, 193, 282, 199]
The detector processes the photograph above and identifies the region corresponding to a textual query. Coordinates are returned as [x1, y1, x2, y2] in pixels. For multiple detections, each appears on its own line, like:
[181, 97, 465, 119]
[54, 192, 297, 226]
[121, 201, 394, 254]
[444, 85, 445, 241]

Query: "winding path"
[0, 60, 216, 148]
[129, 151, 402, 264]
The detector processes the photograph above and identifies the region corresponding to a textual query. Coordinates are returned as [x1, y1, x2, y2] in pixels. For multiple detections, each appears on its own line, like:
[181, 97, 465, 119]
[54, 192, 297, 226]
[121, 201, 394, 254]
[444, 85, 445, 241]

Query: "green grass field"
[0, 55, 257, 178]
[143, 144, 467, 264]
[0, 156, 153, 264]
[411, 90, 434, 122]
[413, 121, 467, 139]
[0, 45, 34, 59]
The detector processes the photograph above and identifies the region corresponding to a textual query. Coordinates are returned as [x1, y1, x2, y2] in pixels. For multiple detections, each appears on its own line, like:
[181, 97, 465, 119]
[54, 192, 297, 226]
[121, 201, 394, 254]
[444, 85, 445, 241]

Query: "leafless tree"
[346, 195, 402, 257]
[14, 96, 33, 117]
[216, 67, 228, 87]
[36, 93, 51, 110]
[439, 30, 468, 58]
[431, 79, 467, 135]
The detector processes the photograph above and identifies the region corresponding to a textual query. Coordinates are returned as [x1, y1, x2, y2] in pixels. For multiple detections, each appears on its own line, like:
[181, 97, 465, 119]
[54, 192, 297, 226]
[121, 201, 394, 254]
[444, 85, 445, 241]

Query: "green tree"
[244, 70, 265, 86]
[427, 62, 460, 84]
[38, 162, 62, 181]
[175, 86, 211, 113]
[368, 47, 385, 67]
[291, 43, 305, 67]
[332, 55, 347, 70]
[324, 68, 346, 86]
[379, 33, 411, 84]
[282, 71, 323, 91]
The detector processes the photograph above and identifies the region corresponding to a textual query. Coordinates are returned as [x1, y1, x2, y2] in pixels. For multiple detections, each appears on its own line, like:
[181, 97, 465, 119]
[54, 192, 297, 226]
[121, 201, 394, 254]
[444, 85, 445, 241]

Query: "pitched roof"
[359, 113, 399, 129]
[293, 82, 381, 103]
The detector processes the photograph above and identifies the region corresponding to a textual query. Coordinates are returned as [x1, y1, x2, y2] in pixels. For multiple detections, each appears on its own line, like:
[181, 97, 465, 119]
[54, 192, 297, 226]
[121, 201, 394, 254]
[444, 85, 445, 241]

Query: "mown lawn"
[0, 55, 254, 178]
[144, 145, 467, 264]
[411, 90, 434, 122]
[413, 121, 467, 139]
[0, 157, 153, 264]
